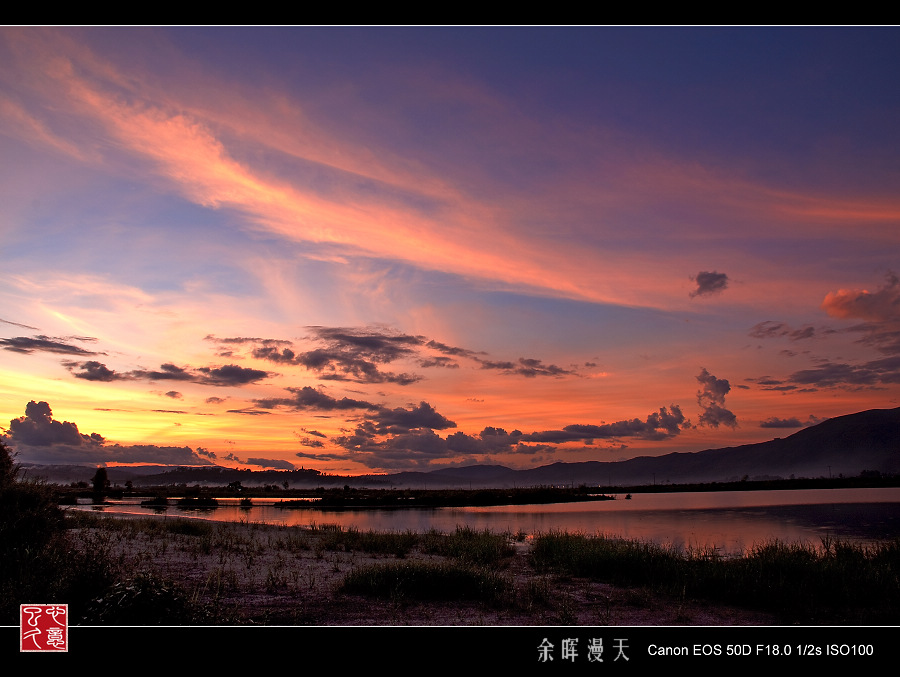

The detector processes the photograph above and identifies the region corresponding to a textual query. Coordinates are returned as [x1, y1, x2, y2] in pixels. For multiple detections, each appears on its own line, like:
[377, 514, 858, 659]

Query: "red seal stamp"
[20, 604, 68, 652]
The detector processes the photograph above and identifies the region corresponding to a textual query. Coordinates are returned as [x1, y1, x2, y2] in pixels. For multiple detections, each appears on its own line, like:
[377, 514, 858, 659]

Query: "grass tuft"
[421, 526, 515, 566]
[340, 560, 513, 603]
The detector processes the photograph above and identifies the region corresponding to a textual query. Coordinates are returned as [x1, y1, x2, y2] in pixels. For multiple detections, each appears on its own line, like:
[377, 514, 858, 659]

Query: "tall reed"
[531, 531, 900, 622]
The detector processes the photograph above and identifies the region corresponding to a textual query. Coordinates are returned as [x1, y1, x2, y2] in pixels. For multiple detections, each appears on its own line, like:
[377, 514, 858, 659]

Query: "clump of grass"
[352, 530, 419, 557]
[421, 526, 515, 566]
[304, 524, 516, 563]
[520, 575, 554, 608]
[340, 560, 513, 603]
[308, 521, 343, 532]
[274, 528, 311, 552]
[719, 538, 900, 620]
[531, 530, 683, 585]
[311, 525, 419, 557]
[163, 518, 215, 537]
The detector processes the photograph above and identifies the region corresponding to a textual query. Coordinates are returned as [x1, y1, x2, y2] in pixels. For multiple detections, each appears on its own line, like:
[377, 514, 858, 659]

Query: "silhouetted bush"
[0, 441, 118, 623]
[83, 572, 208, 625]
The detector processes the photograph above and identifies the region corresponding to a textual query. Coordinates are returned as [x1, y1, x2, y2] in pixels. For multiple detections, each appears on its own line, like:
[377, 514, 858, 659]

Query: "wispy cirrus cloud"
[1, 335, 103, 355]
[0, 317, 40, 331]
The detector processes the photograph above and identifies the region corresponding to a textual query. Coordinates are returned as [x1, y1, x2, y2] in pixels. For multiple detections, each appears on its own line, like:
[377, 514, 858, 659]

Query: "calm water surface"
[78, 487, 900, 555]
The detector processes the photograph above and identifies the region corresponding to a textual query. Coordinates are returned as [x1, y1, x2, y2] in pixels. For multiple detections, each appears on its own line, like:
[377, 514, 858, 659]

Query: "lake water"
[75, 487, 900, 555]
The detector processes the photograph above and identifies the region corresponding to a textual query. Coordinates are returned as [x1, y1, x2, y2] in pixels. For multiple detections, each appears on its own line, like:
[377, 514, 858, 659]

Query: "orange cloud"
[821, 273, 900, 322]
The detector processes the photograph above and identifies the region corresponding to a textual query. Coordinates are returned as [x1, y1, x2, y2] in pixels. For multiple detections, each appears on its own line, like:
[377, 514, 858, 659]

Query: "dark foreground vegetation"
[45, 515, 900, 624]
[0, 442, 116, 624]
[2, 441, 897, 625]
[530, 531, 900, 624]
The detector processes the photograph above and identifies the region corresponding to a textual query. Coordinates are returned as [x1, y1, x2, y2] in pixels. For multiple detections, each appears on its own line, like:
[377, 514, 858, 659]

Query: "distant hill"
[17, 463, 172, 486]
[385, 406, 900, 488]
[19, 406, 900, 489]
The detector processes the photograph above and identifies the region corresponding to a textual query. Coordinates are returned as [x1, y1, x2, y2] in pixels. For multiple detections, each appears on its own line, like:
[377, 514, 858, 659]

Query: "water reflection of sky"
[78, 487, 900, 555]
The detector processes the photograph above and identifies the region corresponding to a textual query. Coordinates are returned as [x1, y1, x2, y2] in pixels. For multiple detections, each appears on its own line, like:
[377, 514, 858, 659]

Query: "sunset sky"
[2, 27, 899, 475]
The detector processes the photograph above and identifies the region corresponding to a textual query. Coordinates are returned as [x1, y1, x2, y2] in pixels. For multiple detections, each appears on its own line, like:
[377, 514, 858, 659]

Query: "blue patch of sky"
[223, 139, 448, 219]
[724, 235, 898, 279]
[399, 28, 900, 189]
[8, 173, 262, 297]
[367, 261, 701, 355]
[144, 27, 900, 201]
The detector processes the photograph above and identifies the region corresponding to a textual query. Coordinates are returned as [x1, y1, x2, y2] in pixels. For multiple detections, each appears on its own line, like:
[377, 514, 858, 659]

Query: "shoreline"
[64, 512, 898, 627]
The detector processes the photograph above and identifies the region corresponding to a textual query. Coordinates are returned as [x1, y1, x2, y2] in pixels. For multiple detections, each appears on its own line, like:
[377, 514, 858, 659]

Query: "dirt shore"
[77, 516, 779, 626]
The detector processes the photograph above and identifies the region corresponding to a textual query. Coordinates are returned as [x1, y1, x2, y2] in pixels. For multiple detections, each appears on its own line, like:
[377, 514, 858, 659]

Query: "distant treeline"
[279, 486, 614, 509]
[55, 467, 900, 503]
[137, 465, 326, 485]
[596, 473, 900, 495]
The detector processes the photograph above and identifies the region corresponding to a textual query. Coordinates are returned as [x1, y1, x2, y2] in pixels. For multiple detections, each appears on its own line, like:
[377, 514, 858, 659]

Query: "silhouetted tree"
[0, 439, 15, 488]
[92, 467, 109, 495]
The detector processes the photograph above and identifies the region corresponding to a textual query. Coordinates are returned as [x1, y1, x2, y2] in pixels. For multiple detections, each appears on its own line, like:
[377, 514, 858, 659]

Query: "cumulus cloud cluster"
[822, 273, 900, 357]
[696, 368, 737, 428]
[326, 402, 690, 470]
[8, 400, 104, 447]
[4, 357, 715, 470]
[519, 406, 688, 443]
[253, 385, 382, 412]
[822, 272, 900, 324]
[5, 401, 212, 466]
[749, 274, 900, 391]
[759, 414, 823, 429]
[3, 323, 747, 471]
